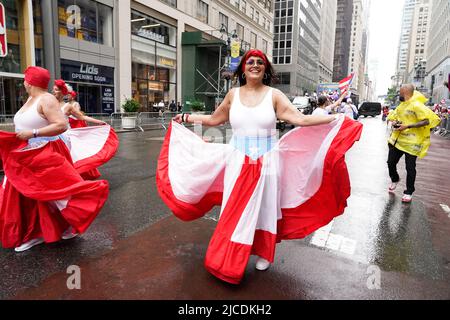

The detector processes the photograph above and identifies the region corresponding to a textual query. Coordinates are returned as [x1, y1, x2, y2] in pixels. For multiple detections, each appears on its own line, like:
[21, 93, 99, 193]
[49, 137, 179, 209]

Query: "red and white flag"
[339, 73, 354, 95]
[0, 3, 7, 57]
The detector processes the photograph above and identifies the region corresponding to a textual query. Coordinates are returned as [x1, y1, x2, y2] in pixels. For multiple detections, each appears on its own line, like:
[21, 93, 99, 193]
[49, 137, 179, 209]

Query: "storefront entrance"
[0, 76, 27, 115]
[77, 84, 101, 114]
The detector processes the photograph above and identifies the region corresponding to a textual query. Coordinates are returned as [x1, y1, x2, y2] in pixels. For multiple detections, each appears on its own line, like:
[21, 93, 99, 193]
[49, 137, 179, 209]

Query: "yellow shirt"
[387, 91, 441, 158]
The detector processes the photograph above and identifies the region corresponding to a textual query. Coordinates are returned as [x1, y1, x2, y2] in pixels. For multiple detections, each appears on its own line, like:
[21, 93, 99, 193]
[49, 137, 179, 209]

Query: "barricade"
[0, 114, 15, 132]
[110, 112, 139, 131]
[85, 113, 112, 125]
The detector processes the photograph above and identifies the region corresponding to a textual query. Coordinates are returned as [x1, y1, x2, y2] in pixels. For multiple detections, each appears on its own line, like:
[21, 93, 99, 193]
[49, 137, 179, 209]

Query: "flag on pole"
[339, 73, 355, 95]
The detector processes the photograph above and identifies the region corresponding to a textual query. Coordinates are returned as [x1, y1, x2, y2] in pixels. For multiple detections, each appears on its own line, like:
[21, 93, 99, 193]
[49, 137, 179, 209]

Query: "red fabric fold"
[72, 126, 119, 175]
[277, 118, 363, 241]
[0, 131, 109, 248]
[156, 123, 223, 221]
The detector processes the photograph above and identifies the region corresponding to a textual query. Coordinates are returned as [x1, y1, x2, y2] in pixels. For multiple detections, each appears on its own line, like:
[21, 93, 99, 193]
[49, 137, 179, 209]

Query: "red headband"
[241, 49, 268, 73]
[24, 66, 50, 90]
[54, 79, 69, 96]
[70, 91, 77, 99]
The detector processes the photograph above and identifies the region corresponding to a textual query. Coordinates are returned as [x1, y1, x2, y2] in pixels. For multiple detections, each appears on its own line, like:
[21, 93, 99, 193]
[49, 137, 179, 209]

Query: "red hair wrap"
[24, 66, 50, 90]
[241, 49, 268, 73]
[54, 79, 69, 96]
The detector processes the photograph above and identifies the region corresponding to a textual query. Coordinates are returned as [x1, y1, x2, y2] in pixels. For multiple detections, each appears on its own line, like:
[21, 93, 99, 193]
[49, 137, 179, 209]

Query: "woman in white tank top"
[0, 67, 110, 253]
[158, 50, 363, 285]
[53, 80, 106, 127]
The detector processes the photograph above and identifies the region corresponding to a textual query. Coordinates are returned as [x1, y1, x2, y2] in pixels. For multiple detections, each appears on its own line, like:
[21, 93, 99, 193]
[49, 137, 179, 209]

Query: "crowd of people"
[432, 100, 450, 135]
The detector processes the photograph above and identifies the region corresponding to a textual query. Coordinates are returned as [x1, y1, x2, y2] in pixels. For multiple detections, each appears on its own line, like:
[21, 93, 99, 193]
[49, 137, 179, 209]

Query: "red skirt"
[0, 131, 109, 248]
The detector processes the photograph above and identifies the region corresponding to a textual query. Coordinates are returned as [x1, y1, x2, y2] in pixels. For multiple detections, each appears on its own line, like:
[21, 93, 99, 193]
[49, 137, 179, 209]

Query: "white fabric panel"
[65, 126, 111, 163]
[168, 123, 233, 204]
[53, 198, 70, 211]
[278, 117, 344, 209]
[219, 150, 246, 217]
[230, 154, 278, 245]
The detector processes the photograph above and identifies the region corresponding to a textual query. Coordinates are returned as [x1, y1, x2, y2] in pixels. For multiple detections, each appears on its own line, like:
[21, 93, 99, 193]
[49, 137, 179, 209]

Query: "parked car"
[292, 96, 314, 115]
[358, 102, 382, 117]
[277, 96, 315, 131]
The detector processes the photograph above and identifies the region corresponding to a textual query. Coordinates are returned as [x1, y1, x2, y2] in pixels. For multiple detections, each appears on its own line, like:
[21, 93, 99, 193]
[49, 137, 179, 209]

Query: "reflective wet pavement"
[1, 118, 450, 300]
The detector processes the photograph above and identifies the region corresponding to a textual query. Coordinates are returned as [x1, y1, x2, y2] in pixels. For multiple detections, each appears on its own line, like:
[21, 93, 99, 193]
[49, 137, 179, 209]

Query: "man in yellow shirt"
[387, 84, 441, 203]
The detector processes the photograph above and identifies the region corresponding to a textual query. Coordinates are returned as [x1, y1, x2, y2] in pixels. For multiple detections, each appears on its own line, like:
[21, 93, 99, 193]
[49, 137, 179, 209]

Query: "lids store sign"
[61, 60, 114, 85]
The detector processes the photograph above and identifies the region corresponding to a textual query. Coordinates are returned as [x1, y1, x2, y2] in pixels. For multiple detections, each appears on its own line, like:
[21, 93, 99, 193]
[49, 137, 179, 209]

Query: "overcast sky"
[367, 0, 405, 97]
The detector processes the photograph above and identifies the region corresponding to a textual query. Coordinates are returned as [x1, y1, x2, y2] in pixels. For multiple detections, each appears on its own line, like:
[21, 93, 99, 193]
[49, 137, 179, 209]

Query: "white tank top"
[229, 87, 277, 137]
[14, 97, 49, 132]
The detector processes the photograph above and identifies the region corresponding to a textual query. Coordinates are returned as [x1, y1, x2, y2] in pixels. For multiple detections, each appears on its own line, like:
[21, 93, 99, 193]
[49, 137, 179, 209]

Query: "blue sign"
[230, 57, 240, 72]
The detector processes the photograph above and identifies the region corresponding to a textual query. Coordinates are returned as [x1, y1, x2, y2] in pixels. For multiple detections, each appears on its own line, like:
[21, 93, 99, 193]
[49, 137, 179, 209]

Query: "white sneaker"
[402, 194, 413, 203]
[255, 257, 271, 271]
[62, 227, 79, 240]
[388, 182, 398, 193]
[14, 238, 44, 252]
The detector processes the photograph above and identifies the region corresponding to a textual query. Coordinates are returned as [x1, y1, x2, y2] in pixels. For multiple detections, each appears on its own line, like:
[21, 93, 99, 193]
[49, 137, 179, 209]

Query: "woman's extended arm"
[68, 105, 106, 125]
[174, 90, 233, 126]
[274, 89, 338, 127]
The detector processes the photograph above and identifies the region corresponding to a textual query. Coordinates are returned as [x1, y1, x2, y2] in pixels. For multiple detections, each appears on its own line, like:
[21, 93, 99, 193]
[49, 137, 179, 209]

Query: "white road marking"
[440, 204, 450, 218]
[310, 221, 357, 256]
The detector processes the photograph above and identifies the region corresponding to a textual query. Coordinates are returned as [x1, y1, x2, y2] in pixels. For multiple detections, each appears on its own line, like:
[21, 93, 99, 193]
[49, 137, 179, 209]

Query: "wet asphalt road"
[1, 117, 450, 300]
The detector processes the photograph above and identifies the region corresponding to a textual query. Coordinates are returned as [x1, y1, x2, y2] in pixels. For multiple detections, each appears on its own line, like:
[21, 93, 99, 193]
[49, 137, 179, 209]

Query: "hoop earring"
[264, 73, 268, 80]
[242, 73, 246, 79]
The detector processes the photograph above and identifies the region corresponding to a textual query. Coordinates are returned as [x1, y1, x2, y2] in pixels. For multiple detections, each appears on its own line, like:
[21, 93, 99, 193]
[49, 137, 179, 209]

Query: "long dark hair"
[233, 50, 277, 87]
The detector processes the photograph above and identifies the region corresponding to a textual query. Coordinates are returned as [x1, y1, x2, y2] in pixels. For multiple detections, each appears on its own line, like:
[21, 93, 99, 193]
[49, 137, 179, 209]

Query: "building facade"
[395, 0, 417, 84]
[0, 0, 44, 115]
[332, 0, 353, 83]
[58, 0, 116, 114]
[273, 0, 322, 97]
[318, 0, 337, 84]
[0, 0, 274, 115]
[425, 0, 450, 104]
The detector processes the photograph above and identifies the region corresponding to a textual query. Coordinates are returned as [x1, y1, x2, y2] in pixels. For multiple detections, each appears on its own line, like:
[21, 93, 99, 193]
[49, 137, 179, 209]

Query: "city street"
[1, 117, 450, 300]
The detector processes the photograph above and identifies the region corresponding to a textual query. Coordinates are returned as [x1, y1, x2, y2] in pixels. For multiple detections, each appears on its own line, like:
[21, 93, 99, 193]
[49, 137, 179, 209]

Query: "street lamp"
[219, 24, 238, 91]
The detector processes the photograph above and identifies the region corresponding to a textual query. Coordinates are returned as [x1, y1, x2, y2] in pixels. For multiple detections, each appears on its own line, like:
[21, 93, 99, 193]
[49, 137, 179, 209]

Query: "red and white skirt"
[157, 117, 363, 284]
[0, 128, 117, 249]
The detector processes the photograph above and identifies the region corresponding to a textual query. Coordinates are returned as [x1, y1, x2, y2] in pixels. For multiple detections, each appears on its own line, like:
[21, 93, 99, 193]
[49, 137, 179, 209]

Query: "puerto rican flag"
[157, 117, 363, 284]
[339, 73, 355, 95]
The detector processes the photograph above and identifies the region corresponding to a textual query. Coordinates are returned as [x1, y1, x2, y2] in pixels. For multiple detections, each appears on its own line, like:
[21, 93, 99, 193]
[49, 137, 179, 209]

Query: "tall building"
[348, 0, 365, 97]
[319, 0, 337, 84]
[395, 0, 417, 83]
[273, 0, 322, 97]
[332, 0, 354, 83]
[425, 0, 450, 104]
[407, 0, 432, 74]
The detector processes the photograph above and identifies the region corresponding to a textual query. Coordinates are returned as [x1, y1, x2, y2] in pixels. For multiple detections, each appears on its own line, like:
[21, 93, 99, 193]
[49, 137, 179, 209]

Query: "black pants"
[387, 144, 417, 195]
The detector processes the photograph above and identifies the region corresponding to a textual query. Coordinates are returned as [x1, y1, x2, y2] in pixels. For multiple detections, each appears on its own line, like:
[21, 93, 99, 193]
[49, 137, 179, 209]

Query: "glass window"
[0, 0, 24, 73]
[262, 39, 267, 53]
[78, 0, 97, 43]
[160, 0, 176, 7]
[32, 0, 45, 67]
[131, 11, 177, 47]
[98, 3, 113, 47]
[250, 32, 257, 49]
[58, 0, 113, 46]
[219, 12, 228, 30]
[196, 0, 208, 24]
[236, 23, 244, 40]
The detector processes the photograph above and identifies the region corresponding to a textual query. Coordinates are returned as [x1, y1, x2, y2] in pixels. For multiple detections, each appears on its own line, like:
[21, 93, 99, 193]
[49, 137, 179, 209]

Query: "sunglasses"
[245, 59, 265, 66]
